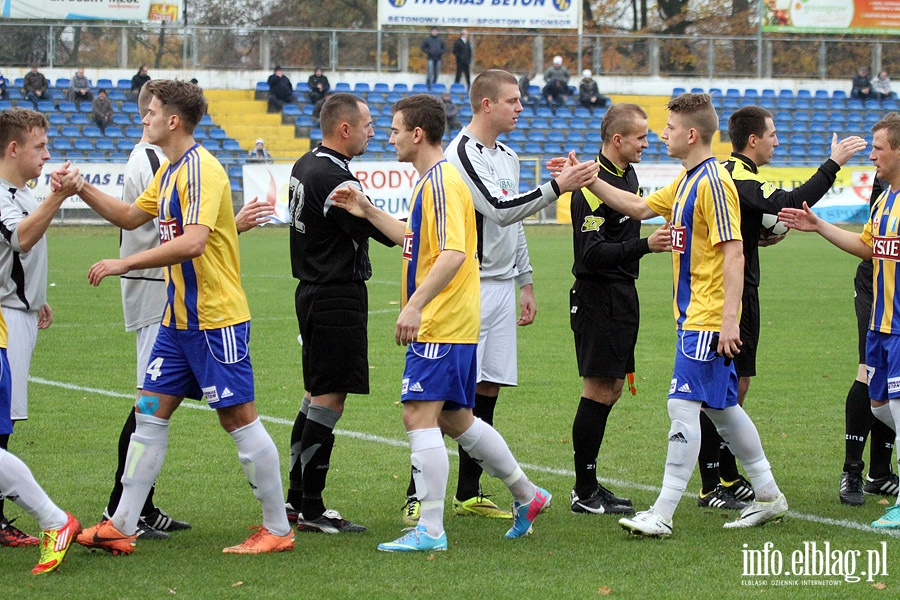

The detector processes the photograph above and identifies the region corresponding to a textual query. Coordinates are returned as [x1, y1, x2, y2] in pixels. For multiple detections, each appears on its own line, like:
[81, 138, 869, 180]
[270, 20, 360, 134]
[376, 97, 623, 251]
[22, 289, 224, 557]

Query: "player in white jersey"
[401, 69, 597, 522]
[0, 108, 74, 546]
[99, 85, 273, 539]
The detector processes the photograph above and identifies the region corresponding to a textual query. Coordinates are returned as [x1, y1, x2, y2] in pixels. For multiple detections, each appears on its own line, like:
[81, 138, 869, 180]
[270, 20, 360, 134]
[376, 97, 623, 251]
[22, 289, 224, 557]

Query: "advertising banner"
[762, 0, 900, 35]
[1, 0, 177, 22]
[377, 0, 579, 30]
[242, 161, 419, 223]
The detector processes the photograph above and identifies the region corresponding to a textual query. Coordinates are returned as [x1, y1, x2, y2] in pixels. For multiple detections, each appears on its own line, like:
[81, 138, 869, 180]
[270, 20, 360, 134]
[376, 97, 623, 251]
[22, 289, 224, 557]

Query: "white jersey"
[0, 180, 47, 312]
[445, 127, 557, 284]
[119, 142, 166, 331]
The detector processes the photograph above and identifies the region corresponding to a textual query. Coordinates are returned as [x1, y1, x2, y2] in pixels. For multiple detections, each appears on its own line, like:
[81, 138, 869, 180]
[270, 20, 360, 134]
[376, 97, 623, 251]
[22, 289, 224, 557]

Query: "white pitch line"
[29, 376, 900, 537]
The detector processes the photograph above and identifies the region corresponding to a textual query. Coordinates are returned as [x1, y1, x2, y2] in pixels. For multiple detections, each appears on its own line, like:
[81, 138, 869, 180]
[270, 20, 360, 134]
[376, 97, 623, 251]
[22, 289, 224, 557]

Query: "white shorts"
[135, 322, 161, 389]
[477, 279, 518, 387]
[1, 307, 37, 421]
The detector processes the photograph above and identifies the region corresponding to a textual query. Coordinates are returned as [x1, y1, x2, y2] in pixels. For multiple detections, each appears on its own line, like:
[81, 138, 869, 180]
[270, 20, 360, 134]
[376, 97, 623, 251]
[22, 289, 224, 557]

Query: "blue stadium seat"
[60, 125, 80, 137]
[74, 139, 94, 151]
[295, 116, 314, 128]
[64, 151, 85, 161]
[223, 140, 243, 152]
[108, 90, 126, 102]
[808, 122, 827, 133]
[69, 113, 88, 125]
[209, 128, 228, 139]
[760, 98, 776, 109]
[54, 77, 71, 91]
[37, 100, 55, 112]
[778, 89, 795, 99]
[52, 138, 73, 151]
[775, 99, 793, 110]
[722, 98, 740, 109]
[105, 127, 124, 138]
[673, 87, 686, 96]
[523, 143, 543, 155]
[88, 151, 107, 160]
[282, 104, 300, 117]
[531, 118, 549, 129]
[585, 131, 602, 144]
[255, 81, 269, 94]
[543, 143, 563, 155]
[808, 133, 827, 146]
[568, 131, 585, 143]
[203, 140, 221, 151]
[450, 83, 466, 94]
[789, 133, 808, 146]
[373, 82, 390, 93]
[431, 83, 447, 94]
[568, 118, 587, 130]
[547, 131, 565, 143]
[744, 88, 759, 99]
[864, 100, 881, 110]
[122, 102, 138, 114]
[535, 107, 554, 118]
[885, 100, 900, 110]
[846, 111, 864, 123]
[392, 83, 409, 94]
[375, 117, 392, 129]
[125, 126, 143, 138]
[58, 101, 77, 113]
[555, 107, 573, 118]
[116, 79, 131, 91]
[814, 89, 830, 98]
[833, 90, 848, 99]
[353, 82, 370, 93]
[550, 118, 568, 130]
[295, 81, 309, 94]
[809, 99, 827, 110]
[112, 114, 131, 126]
[48, 114, 68, 125]
[117, 139, 135, 152]
[527, 131, 547, 142]
[96, 78, 113, 90]
[367, 93, 386, 104]
[373, 130, 388, 141]
[96, 139, 116, 151]
[690, 87, 704, 94]
[847, 99, 863, 110]
[761, 89, 776, 98]
[411, 83, 429, 93]
[230, 178, 243, 192]
[793, 111, 810, 122]
[796, 89, 812, 99]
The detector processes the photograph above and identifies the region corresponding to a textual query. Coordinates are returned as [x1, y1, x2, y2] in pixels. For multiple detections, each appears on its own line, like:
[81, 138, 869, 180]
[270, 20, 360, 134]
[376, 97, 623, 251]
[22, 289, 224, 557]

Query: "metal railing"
[1, 22, 899, 81]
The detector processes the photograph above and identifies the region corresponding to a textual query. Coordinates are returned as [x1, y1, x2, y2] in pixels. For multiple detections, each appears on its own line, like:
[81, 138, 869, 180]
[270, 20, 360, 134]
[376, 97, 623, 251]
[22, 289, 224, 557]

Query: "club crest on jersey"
[670, 225, 687, 254]
[402, 231, 414, 260]
[498, 179, 515, 197]
[581, 215, 605, 232]
[159, 218, 182, 243]
[872, 235, 900, 261]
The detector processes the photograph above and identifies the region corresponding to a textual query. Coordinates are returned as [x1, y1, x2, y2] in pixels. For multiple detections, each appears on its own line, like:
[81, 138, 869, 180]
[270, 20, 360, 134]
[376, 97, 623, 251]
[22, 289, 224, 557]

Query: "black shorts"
[734, 285, 759, 378]
[855, 261, 874, 364]
[295, 281, 369, 396]
[570, 279, 638, 379]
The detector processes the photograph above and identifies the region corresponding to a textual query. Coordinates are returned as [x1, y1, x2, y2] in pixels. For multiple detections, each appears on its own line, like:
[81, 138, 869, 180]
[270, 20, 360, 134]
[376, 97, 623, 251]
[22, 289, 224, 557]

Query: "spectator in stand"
[542, 78, 569, 111]
[248, 138, 273, 163]
[68, 68, 93, 103]
[518, 72, 537, 108]
[0, 71, 9, 101]
[91, 89, 114, 134]
[312, 91, 332, 126]
[578, 69, 609, 112]
[873, 70, 892, 100]
[129, 65, 150, 101]
[307, 67, 330, 105]
[544, 55, 570, 88]
[453, 29, 473, 89]
[23, 65, 51, 109]
[267, 65, 294, 113]
[421, 28, 446, 89]
[851, 66, 872, 100]
[442, 92, 461, 133]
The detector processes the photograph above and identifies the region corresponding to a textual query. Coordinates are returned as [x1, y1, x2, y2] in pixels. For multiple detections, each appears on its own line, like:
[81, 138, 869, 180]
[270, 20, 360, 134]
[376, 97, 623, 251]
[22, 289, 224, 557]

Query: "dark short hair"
[0, 108, 48, 157]
[392, 94, 445, 144]
[667, 93, 718, 144]
[727, 105, 773, 152]
[320, 93, 366, 138]
[143, 79, 207, 133]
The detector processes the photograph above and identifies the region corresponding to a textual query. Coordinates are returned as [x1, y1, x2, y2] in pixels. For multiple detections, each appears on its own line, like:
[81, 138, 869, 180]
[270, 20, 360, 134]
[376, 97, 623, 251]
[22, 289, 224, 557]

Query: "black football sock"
[718, 445, 740, 483]
[572, 397, 611, 499]
[843, 380, 873, 473]
[698, 411, 722, 495]
[299, 404, 341, 520]
[406, 466, 417, 499]
[286, 395, 310, 507]
[456, 393, 496, 501]
[0, 433, 7, 519]
[869, 418, 896, 479]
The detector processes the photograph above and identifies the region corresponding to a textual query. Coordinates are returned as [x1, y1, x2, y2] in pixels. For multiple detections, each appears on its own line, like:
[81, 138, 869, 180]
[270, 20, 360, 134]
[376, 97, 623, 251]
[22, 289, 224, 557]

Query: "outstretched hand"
[647, 222, 672, 253]
[829, 133, 868, 166]
[235, 197, 275, 232]
[330, 186, 370, 218]
[778, 201, 819, 232]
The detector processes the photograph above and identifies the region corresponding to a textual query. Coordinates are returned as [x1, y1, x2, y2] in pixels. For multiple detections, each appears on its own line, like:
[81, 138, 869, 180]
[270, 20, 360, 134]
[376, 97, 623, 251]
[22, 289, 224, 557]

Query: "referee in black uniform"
[695, 105, 868, 509]
[569, 103, 671, 515]
[287, 93, 394, 533]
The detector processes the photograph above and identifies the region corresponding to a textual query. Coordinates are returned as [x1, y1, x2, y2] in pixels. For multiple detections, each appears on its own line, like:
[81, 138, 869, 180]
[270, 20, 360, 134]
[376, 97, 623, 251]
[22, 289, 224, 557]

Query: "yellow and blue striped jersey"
[135, 144, 250, 330]
[645, 157, 742, 332]
[862, 186, 900, 334]
[402, 160, 480, 344]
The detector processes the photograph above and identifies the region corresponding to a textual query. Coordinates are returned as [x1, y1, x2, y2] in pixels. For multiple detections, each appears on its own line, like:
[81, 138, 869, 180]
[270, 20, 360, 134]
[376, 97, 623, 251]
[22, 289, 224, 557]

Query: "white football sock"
[231, 418, 291, 537]
[654, 399, 701, 521]
[706, 404, 780, 501]
[409, 428, 447, 538]
[115, 412, 169, 535]
[454, 418, 534, 504]
[0, 448, 66, 529]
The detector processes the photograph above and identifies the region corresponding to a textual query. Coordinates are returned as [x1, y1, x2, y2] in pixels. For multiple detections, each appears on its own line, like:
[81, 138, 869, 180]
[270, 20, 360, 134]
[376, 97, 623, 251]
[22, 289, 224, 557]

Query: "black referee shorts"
[295, 281, 369, 396]
[570, 279, 638, 379]
[734, 285, 759, 378]
[855, 261, 874, 364]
